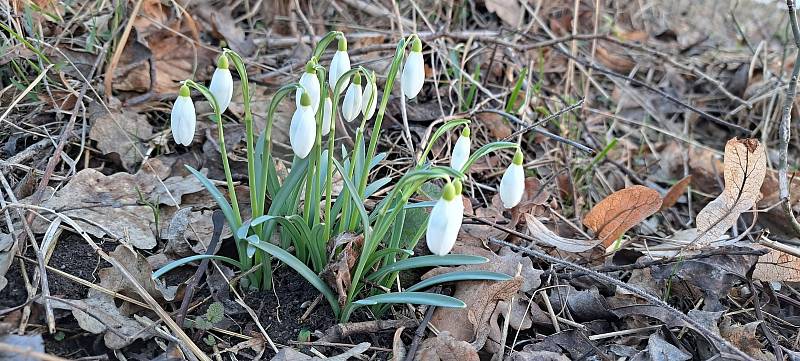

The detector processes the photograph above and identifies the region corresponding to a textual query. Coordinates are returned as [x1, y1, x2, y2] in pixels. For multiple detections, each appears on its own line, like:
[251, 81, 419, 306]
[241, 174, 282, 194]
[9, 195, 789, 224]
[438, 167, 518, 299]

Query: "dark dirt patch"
[244, 265, 338, 345]
[0, 233, 107, 308]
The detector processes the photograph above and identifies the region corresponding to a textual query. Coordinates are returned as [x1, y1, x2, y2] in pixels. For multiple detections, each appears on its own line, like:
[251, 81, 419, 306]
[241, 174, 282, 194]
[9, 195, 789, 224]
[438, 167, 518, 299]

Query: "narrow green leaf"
[406, 271, 512, 292]
[354, 292, 465, 308]
[152, 255, 242, 279]
[368, 254, 488, 281]
[185, 166, 238, 234]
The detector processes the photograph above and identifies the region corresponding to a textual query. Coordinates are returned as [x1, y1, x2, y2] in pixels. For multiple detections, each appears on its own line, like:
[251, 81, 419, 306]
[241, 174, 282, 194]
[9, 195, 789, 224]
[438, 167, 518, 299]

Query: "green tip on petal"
[512, 149, 524, 165]
[300, 92, 311, 106]
[461, 126, 471, 138]
[338, 36, 347, 51]
[353, 72, 362, 85]
[411, 36, 422, 52]
[453, 179, 463, 195]
[179, 84, 191, 97]
[305, 60, 316, 74]
[217, 54, 229, 69]
[442, 182, 456, 201]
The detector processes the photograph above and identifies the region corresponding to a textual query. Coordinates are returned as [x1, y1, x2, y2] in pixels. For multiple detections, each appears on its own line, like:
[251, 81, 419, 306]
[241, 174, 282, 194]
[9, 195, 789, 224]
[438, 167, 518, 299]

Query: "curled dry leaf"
[694, 138, 766, 247]
[415, 332, 480, 361]
[582, 185, 662, 247]
[88, 100, 153, 172]
[524, 213, 600, 252]
[660, 175, 692, 211]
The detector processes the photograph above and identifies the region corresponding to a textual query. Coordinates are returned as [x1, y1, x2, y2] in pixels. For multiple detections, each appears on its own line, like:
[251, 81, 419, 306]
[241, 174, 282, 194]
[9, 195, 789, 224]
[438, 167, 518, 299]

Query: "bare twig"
[176, 210, 225, 326]
[480, 109, 595, 154]
[778, 0, 800, 236]
[403, 298, 437, 361]
[488, 238, 756, 361]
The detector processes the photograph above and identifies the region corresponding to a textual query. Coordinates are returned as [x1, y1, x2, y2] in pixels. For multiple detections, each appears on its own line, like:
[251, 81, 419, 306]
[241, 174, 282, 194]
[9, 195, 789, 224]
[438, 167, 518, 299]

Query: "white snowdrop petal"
[209, 68, 233, 113]
[361, 82, 377, 119]
[289, 105, 316, 158]
[329, 51, 351, 91]
[450, 136, 471, 172]
[296, 72, 321, 113]
[342, 84, 362, 122]
[401, 51, 425, 99]
[170, 96, 196, 146]
[499, 163, 525, 208]
[321, 97, 333, 136]
[426, 198, 460, 256]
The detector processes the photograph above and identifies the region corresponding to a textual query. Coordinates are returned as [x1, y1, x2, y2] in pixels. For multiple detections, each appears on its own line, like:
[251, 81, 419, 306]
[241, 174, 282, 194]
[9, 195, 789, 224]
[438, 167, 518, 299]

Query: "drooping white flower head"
[426, 181, 464, 256]
[328, 37, 351, 91]
[321, 95, 333, 136]
[451, 126, 471, 172]
[361, 71, 378, 120]
[171, 84, 196, 146]
[342, 72, 362, 122]
[289, 92, 316, 158]
[499, 149, 525, 208]
[401, 36, 425, 99]
[209, 54, 233, 114]
[296, 59, 321, 113]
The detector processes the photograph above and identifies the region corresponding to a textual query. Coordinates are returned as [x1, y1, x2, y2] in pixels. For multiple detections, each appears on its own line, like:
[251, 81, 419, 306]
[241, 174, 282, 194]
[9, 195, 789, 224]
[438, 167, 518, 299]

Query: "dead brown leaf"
[415, 332, 480, 361]
[752, 248, 800, 282]
[595, 45, 635, 73]
[582, 185, 662, 247]
[476, 111, 513, 139]
[422, 246, 541, 352]
[660, 175, 692, 211]
[720, 320, 774, 361]
[695, 138, 766, 247]
[88, 99, 153, 172]
[484, 0, 523, 27]
[322, 233, 364, 308]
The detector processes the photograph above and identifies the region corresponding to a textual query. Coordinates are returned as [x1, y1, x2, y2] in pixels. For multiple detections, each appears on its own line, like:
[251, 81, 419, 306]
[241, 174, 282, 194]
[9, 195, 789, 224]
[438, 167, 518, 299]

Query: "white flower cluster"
[170, 36, 526, 257]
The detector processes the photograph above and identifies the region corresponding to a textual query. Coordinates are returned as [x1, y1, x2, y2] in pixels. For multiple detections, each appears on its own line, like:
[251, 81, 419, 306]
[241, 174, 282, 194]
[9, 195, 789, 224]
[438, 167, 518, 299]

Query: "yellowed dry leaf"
[524, 214, 599, 252]
[752, 248, 800, 282]
[484, 0, 523, 27]
[660, 175, 692, 211]
[695, 138, 766, 247]
[582, 185, 662, 247]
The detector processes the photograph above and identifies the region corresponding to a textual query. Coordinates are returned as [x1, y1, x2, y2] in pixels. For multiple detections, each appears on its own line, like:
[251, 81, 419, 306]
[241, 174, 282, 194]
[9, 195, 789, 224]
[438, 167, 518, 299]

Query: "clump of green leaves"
[154, 32, 516, 322]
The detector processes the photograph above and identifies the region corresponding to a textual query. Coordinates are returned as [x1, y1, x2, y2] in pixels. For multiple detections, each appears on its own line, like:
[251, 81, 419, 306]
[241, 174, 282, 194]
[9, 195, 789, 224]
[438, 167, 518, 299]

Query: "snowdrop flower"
[321, 95, 333, 136]
[296, 60, 321, 113]
[208, 54, 233, 113]
[361, 71, 378, 119]
[426, 181, 464, 256]
[499, 149, 525, 208]
[450, 126, 471, 172]
[342, 72, 362, 122]
[401, 36, 424, 99]
[289, 92, 316, 158]
[171, 84, 196, 146]
[328, 37, 351, 91]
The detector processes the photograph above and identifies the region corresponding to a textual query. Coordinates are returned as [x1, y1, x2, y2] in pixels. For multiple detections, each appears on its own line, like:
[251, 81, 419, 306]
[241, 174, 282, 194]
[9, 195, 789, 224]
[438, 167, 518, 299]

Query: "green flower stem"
[183, 80, 246, 268]
[356, 37, 413, 211]
[312, 31, 345, 59]
[224, 51, 257, 219]
[323, 67, 366, 241]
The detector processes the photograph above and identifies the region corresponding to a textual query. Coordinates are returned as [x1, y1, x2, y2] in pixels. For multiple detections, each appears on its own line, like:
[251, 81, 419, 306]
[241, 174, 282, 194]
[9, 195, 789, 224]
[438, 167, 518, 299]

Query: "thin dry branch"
[778, 0, 800, 236]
